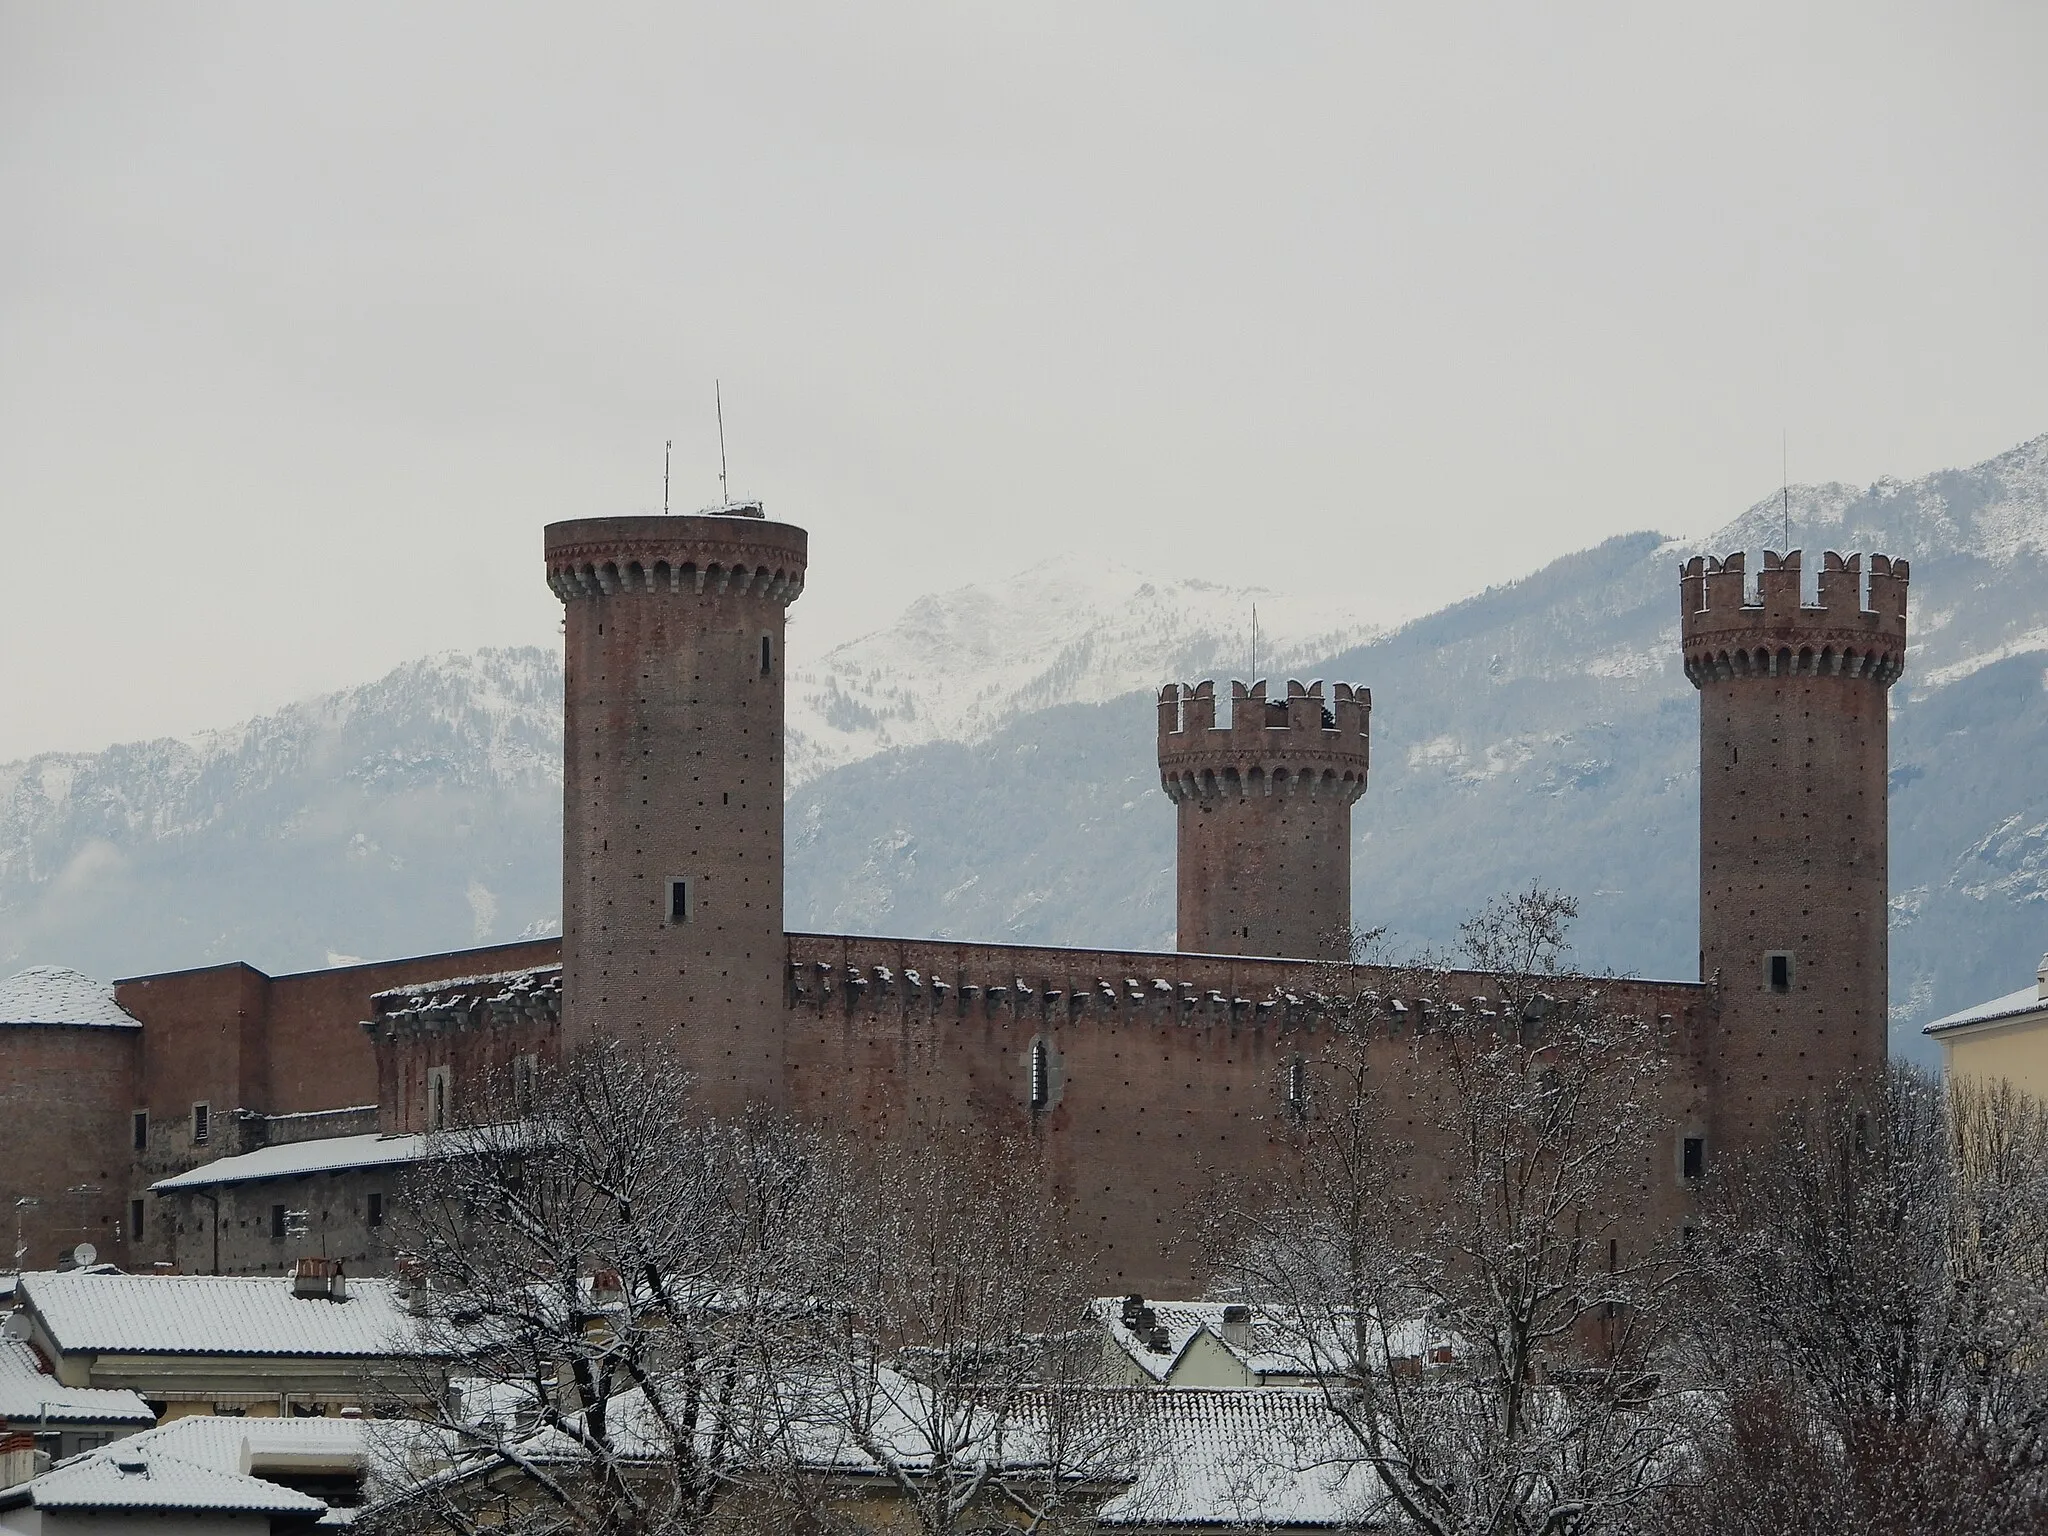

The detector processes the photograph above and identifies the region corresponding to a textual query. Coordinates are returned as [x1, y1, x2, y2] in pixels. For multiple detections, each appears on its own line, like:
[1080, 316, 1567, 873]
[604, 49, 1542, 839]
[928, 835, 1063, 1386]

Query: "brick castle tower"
[1157, 679, 1371, 959]
[1681, 549, 1908, 1149]
[546, 508, 807, 1111]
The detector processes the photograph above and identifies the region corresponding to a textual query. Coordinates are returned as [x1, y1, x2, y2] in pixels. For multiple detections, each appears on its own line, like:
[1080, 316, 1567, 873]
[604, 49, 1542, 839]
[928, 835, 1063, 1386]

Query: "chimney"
[0, 1432, 39, 1491]
[393, 1256, 429, 1313]
[1146, 1325, 1172, 1354]
[1220, 1304, 1252, 1353]
[2037, 952, 2047, 1002]
[1119, 1294, 1146, 1330]
[291, 1256, 345, 1301]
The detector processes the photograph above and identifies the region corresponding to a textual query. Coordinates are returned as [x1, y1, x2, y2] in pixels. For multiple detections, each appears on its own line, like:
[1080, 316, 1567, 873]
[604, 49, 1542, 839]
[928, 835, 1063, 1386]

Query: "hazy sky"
[3, 3, 2045, 761]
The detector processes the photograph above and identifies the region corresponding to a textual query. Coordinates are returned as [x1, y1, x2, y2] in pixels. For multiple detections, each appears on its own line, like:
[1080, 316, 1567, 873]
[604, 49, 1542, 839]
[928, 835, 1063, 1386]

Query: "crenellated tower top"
[1157, 679, 1371, 805]
[1680, 549, 1908, 690]
[545, 513, 807, 606]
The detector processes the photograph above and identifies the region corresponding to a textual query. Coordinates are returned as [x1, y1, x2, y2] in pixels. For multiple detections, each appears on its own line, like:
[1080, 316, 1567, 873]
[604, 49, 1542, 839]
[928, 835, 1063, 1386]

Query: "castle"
[0, 506, 1910, 1293]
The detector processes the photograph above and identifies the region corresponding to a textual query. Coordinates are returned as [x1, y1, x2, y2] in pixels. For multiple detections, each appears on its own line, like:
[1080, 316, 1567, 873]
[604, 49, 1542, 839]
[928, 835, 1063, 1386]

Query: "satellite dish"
[72, 1244, 96, 1267]
[1, 1314, 30, 1342]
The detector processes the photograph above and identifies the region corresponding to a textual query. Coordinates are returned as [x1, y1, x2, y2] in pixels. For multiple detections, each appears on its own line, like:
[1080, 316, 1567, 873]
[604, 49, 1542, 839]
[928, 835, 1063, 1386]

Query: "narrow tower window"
[665, 877, 693, 925]
[368, 1192, 385, 1229]
[1286, 1057, 1306, 1120]
[1767, 952, 1793, 993]
[1029, 1038, 1050, 1111]
[191, 1103, 210, 1146]
[132, 1110, 148, 1152]
[1682, 1135, 1705, 1183]
[427, 1067, 451, 1132]
[760, 635, 774, 676]
[129, 1199, 144, 1241]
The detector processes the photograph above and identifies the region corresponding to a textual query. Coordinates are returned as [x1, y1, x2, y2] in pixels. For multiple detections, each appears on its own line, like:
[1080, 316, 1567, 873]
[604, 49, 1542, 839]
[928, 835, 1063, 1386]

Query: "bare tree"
[1662, 1067, 2048, 1536]
[803, 1126, 1114, 1534]
[365, 1037, 833, 1536]
[1217, 888, 1694, 1536]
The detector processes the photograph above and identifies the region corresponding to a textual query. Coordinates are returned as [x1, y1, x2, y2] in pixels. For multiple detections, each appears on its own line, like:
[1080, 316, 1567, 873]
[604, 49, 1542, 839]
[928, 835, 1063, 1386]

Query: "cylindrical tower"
[1158, 679, 1371, 959]
[546, 509, 806, 1112]
[1681, 548, 1907, 1148]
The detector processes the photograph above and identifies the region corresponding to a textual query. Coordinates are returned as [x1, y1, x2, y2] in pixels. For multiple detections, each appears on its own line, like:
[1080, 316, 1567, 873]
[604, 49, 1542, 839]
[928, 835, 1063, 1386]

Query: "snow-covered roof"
[153, 1132, 431, 1192]
[1092, 1297, 1404, 1383]
[0, 1339, 155, 1424]
[1092, 1298, 1213, 1382]
[1094, 1390, 1386, 1527]
[20, 1271, 421, 1359]
[1923, 984, 2048, 1036]
[0, 1444, 327, 1515]
[110, 1412, 370, 1472]
[0, 966, 140, 1029]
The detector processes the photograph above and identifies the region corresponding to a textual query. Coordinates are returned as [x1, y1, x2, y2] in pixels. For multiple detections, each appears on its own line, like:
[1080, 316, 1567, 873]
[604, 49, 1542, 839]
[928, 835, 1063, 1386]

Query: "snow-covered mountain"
[786, 559, 1376, 784]
[4, 434, 2046, 1067]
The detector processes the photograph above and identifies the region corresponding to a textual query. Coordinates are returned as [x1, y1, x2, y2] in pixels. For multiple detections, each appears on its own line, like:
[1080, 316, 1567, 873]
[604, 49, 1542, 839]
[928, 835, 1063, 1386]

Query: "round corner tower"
[546, 508, 806, 1111]
[1681, 548, 1907, 1146]
[1158, 679, 1371, 960]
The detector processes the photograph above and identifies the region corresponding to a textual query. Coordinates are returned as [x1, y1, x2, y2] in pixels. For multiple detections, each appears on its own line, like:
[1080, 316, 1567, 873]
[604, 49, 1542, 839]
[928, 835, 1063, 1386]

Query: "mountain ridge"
[4, 433, 2045, 1068]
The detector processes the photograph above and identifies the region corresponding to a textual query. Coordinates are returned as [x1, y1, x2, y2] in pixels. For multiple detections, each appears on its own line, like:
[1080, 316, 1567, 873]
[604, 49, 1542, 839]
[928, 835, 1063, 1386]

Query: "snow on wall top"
[0, 966, 140, 1029]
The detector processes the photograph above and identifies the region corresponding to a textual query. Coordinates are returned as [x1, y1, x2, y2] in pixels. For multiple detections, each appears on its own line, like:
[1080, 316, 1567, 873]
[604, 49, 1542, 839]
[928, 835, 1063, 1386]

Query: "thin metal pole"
[716, 381, 729, 506]
[1782, 431, 1791, 553]
[663, 440, 671, 515]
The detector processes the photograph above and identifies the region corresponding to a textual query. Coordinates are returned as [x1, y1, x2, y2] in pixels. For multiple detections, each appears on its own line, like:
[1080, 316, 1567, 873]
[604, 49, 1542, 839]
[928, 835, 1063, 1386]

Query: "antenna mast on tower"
[663, 439, 672, 515]
[716, 380, 730, 508]
[1250, 605, 1261, 684]
[1782, 430, 1791, 553]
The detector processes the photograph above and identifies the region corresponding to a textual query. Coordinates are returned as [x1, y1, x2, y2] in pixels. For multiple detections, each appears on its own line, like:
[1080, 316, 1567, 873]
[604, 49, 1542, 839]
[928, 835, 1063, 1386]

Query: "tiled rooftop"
[21, 1271, 421, 1358]
[0, 966, 140, 1029]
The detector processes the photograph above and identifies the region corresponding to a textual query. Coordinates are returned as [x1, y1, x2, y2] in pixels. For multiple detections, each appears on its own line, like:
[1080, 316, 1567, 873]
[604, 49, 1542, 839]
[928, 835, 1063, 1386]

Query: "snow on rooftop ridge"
[0, 966, 140, 1029]
[371, 962, 562, 1009]
[18, 1271, 422, 1359]
[1922, 983, 2047, 1036]
[4, 1446, 328, 1515]
[151, 1131, 434, 1192]
[0, 1339, 155, 1424]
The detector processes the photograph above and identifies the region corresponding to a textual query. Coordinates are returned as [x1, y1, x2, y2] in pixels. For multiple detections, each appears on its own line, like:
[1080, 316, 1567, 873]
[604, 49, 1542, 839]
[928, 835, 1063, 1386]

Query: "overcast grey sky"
[2, 3, 2044, 760]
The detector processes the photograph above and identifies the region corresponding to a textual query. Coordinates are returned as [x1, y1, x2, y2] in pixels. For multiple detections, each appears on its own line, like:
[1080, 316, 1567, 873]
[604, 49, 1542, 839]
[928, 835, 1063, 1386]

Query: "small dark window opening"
[1855, 1112, 1870, 1157]
[132, 1110, 148, 1152]
[760, 635, 773, 676]
[368, 1192, 384, 1229]
[271, 1204, 288, 1241]
[1768, 953, 1791, 993]
[192, 1103, 210, 1146]
[1682, 1136, 1705, 1183]
[128, 1199, 144, 1241]
[722, 792, 729, 805]
[1029, 1039, 1049, 1111]
[1286, 1058, 1306, 1119]
[667, 877, 692, 925]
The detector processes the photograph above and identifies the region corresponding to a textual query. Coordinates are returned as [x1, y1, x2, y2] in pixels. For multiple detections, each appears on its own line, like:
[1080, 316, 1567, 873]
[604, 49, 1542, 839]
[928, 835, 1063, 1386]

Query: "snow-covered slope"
[786, 557, 1376, 784]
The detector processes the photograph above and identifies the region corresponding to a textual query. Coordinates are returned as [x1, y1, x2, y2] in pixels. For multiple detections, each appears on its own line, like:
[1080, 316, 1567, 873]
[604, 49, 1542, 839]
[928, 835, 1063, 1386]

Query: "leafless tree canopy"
[1664, 1067, 2048, 1536]
[1217, 888, 1693, 1536]
[366, 1037, 836, 1536]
